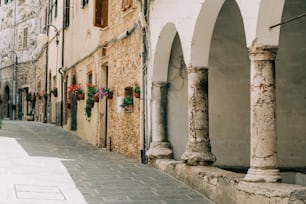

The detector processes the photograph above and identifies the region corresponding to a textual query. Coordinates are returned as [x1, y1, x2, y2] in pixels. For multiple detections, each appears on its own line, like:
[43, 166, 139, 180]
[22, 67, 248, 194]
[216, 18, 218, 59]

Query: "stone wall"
[0, 0, 42, 119]
[100, 2, 142, 160]
[153, 159, 306, 204]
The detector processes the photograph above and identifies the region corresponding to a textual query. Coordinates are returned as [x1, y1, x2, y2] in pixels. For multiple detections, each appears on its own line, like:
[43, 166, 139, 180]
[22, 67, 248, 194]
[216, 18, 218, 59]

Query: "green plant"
[86, 83, 97, 97]
[133, 85, 140, 94]
[85, 83, 97, 118]
[50, 88, 58, 97]
[120, 96, 133, 108]
[76, 88, 84, 94]
[85, 105, 92, 118]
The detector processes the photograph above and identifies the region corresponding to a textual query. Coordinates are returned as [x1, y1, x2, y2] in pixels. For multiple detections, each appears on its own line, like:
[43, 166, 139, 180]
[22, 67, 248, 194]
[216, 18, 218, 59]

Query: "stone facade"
[61, 0, 142, 160]
[0, 0, 41, 120]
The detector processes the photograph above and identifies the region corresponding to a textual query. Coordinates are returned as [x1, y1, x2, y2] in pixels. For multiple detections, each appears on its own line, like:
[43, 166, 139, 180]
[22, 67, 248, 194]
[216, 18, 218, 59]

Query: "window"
[121, 0, 132, 11]
[93, 0, 108, 28]
[88, 72, 93, 84]
[48, 0, 58, 22]
[54, 0, 58, 18]
[23, 28, 28, 49]
[64, 0, 70, 28]
[81, 0, 88, 8]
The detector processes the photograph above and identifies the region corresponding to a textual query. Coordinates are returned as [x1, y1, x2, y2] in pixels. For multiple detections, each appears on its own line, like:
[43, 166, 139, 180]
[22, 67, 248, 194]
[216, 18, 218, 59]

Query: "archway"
[167, 34, 188, 159]
[276, 0, 306, 169]
[208, 0, 249, 168]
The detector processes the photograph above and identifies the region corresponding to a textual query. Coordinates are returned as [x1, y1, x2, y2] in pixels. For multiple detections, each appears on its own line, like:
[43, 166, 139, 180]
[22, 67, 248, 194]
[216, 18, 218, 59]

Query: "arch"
[236, 0, 285, 47]
[152, 23, 179, 82]
[190, 0, 225, 67]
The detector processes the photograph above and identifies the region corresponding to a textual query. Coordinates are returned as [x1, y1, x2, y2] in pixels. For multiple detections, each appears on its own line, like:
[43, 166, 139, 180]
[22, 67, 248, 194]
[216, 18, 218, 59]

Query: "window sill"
[99, 26, 109, 31]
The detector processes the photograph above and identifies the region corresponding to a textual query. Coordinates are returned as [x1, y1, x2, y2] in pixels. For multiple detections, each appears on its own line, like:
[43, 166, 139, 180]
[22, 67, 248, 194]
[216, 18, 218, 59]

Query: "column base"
[244, 168, 281, 183]
[181, 142, 216, 166]
[146, 142, 173, 160]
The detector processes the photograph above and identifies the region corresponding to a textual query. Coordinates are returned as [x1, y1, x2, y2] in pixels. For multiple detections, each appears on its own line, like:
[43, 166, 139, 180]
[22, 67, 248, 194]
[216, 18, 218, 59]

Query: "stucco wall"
[209, 0, 250, 167]
[276, 0, 306, 167]
[167, 34, 188, 160]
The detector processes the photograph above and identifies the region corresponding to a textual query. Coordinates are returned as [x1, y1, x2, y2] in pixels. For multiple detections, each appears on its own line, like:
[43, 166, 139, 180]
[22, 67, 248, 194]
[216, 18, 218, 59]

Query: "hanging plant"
[133, 85, 140, 98]
[84, 83, 97, 118]
[50, 88, 58, 97]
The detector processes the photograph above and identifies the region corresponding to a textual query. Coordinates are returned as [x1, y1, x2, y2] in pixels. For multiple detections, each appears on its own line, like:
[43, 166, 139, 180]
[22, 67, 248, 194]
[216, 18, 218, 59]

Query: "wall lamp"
[37, 24, 59, 45]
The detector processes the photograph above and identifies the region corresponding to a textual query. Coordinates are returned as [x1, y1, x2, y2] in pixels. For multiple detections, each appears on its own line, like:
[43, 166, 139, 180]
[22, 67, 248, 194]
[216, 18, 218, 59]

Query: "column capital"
[152, 81, 168, 88]
[248, 46, 278, 61]
[187, 66, 208, 73]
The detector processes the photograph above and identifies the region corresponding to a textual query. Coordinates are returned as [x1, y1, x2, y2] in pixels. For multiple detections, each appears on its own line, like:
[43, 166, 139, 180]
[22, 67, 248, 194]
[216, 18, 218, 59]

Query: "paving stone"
[0, 121, 214, 204]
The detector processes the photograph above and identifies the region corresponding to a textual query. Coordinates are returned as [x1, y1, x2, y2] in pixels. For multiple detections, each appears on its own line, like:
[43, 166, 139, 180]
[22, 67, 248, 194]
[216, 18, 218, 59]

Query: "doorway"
[5, 86, 10, 118]
[99, 63, 108, 148]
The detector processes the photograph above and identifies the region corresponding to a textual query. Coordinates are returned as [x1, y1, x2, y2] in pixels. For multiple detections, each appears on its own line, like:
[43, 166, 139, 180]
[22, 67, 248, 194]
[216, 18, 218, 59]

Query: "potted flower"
[50, 88, 58, 97]
[87, 83, 98, 102]
[76, 89, 84, 100]
[68, 83, 84, 101]
[120, 96, 133, 112]
[95, 87, 113, 99]
[133, 85, 140, 98]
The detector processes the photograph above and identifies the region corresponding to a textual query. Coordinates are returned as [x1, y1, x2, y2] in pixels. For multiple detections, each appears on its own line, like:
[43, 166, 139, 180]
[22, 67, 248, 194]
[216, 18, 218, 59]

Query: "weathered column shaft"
[181, 66, 216, 166]
[245, 46, 281, 182]
[146, 81, 173, 160]
[151, 81, 167, 142]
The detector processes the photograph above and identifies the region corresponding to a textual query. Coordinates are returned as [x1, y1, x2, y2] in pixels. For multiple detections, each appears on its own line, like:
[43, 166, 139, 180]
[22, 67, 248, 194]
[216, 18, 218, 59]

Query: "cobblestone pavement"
[0, 120, 213, 204]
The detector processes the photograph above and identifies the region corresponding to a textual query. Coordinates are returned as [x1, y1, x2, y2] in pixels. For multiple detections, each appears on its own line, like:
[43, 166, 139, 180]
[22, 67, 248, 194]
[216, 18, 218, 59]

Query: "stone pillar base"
[181, 142, 216, 166]
[146, 142, 173, 160]
[244, 168, 281, 183]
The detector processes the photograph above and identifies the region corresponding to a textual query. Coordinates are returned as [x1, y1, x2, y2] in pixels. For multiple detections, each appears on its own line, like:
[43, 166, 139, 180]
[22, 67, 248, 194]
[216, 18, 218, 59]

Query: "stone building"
[51, 0, 144, 160]
[0, 0, 41, 120]
[146, 0, 306, 203]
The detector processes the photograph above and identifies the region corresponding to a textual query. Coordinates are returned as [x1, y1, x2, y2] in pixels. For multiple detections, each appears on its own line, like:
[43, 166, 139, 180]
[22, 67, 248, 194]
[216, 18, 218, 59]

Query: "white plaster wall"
[276, 0, 306, 167]
[208, 0, 250, 167]
[167, 35, 188, 160]
[64, 0, 102, 68]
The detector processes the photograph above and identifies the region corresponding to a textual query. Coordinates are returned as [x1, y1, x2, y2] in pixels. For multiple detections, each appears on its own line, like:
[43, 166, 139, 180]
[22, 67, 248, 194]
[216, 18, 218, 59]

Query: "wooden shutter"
[101, 0, 108, 28]
[94, 0, 102, 27]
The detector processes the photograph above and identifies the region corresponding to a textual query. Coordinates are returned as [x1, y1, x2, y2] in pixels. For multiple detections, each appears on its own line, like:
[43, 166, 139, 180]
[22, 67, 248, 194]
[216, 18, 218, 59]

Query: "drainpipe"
[59, 0, 66, 127]
[138, 0, 148, 164]
[12, 0, 17, 120]
[44, 0, 50, 123]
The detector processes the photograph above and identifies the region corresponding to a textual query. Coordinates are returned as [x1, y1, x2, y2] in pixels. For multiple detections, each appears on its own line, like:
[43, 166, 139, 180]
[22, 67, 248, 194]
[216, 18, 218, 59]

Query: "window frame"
[93, 0, 108, 28]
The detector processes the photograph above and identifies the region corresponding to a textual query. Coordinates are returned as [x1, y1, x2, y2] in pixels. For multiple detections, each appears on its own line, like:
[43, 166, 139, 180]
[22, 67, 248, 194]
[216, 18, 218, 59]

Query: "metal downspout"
[140, 0, 148, 164]
[60, 0, 66, 127]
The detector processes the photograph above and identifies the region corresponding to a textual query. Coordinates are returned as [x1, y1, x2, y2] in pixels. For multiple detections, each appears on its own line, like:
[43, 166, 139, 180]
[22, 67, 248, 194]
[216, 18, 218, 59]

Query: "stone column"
[181, 66, 216, 166]
[244, 46, 281, 183]
[146, 81, 173, 160]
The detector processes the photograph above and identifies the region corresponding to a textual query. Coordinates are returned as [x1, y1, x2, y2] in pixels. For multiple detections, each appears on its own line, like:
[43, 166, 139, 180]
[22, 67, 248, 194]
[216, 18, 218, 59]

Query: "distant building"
[0, 0, 41, 120]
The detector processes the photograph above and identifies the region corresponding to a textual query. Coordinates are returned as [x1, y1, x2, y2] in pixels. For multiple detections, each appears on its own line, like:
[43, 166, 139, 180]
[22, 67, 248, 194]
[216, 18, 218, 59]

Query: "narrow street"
[0, 120, 213, 204]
